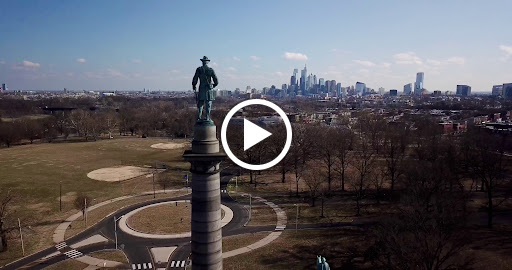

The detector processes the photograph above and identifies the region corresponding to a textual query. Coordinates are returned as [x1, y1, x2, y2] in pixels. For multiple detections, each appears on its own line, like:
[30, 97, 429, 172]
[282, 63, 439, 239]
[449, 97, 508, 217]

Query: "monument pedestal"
[183, 121, 226, 270]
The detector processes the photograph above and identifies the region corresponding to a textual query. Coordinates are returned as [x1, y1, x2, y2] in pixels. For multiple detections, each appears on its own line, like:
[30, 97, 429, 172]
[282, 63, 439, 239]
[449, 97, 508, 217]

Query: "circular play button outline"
[221, 99, 292, 171]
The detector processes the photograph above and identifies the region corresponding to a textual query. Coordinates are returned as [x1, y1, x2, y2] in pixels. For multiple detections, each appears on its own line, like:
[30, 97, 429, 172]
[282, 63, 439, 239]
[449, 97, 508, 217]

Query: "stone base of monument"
[183, 121, 226, 270]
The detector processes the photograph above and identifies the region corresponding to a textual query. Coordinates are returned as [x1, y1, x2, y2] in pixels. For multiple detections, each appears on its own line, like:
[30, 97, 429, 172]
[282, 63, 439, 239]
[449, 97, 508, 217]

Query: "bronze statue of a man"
[192, 56, 218, 122]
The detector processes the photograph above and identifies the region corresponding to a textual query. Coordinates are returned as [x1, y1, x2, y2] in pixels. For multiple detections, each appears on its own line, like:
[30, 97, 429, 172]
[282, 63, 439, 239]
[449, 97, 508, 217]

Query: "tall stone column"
[183, 122, 225, 270]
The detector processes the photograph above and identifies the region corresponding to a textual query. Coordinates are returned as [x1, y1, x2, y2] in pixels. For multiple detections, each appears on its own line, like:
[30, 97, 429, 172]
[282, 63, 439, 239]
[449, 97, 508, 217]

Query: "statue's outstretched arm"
[211, 69, 218, 88]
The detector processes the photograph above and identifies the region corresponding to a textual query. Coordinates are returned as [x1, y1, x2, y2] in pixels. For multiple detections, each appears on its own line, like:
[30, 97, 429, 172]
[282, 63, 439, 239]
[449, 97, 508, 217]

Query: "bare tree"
[350, 132, 375, 216]
[368, 159, 472, 270]
[303, 165, 325, 207]
[74, 194, 91, 218]
[157, 172, 173, 193]
[334, 128, 354, 191]
[317, 127, 337, 192]
[0, 190, 14, 252]
[466, 130, 509, 228]
[0, 122, 21, 148]
[20, 118, 43, 144]
[382, 125, 408, 191]
[290, 124, 315, 197]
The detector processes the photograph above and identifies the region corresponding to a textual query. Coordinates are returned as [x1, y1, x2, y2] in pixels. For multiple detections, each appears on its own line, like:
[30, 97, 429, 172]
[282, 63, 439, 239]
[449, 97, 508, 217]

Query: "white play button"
[243, 119, 272, 151]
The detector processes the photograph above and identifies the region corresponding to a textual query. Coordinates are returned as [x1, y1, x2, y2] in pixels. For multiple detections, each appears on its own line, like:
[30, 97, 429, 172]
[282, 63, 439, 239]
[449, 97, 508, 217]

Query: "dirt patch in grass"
[42, 259, 88, 270]
[89, 249, 129, 264]
[223, 232, 271, 252]
[127, 201, 191, 234]
[87, 166, 153, 182]
[151, 142, 189, 150]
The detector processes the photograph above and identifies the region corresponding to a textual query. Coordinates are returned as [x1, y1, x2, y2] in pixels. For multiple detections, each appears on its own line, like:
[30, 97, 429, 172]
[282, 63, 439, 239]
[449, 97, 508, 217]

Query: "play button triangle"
[244, 118, 272, 151]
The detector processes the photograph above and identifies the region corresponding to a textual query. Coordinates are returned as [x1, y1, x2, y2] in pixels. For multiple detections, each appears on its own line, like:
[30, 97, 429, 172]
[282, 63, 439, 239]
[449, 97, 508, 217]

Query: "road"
[4, 170, 261, 270]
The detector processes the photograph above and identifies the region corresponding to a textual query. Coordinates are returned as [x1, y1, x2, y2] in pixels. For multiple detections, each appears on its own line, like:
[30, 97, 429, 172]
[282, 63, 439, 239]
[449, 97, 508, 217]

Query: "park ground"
[0, 137, 511, 269]
[0, 137, 189, 266]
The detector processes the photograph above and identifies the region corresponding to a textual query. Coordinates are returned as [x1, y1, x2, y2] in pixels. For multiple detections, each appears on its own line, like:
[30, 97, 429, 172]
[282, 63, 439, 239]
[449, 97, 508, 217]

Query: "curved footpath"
[5, 174, 293, 270]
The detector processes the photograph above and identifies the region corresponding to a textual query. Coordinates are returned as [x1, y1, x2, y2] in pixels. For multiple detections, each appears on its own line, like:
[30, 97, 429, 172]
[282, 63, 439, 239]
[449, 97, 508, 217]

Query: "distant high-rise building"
[1, 83, 5, 93]
[414, 72, 424, 95]
[336, 83, 342, 97]
[492, 85, 503, 96]
[293, 69, 298, 78]
[503, 83, 512, 99]
[404, 83, 412, 95]
[389, 89, 398, 96]
[330, 80, 337, 93]
[313, 75, 317, 86]
[325, 80, 331, 93]
[456, 85, 471, 96]
[306, 74, 313, 90]
[290, 75, 297, 86]
[378, 87, 385, 95]
[355, 82, 366, 96]
[300, 65, 307, 94]
[319, 78, 325, 86]
[282, 84, 288, 91]
[246, 86, 251, 93]
[433, 90, 442, 96]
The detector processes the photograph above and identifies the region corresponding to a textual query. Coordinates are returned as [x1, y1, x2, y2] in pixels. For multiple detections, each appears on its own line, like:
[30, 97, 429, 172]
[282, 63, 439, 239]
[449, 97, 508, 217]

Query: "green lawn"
[0, 138, 190, 266]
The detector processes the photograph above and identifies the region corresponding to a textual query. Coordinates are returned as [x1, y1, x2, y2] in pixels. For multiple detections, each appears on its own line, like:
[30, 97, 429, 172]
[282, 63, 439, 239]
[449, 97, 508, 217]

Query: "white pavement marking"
[148, 262, 153, 268]
[138, 263, 141, 269]
[170, 261, 175, 267]
[64, 249, 83, 259]
[55, 242, 67, 250]
[180, 261, 185, 267]
[150, 246, 177, 265]
[132, 265, 136, 270]
[119, 201, 233, 239]
[70, 234, 108, 249]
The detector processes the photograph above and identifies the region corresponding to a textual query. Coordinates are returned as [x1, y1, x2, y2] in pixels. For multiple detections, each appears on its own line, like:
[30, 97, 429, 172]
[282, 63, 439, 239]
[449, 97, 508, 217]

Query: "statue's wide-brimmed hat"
[200, 56, 210, 62]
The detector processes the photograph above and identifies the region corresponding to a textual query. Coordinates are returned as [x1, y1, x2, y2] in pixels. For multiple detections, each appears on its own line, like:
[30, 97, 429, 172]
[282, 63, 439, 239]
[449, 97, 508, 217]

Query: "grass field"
[0, 138, 190, 266]
[223, 228, 369, 270]
[127, 201, 191, 234]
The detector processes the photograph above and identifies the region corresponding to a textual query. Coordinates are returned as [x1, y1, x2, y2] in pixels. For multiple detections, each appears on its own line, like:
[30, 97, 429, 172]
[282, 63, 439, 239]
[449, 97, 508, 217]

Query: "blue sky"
[1, 0, 511, 92]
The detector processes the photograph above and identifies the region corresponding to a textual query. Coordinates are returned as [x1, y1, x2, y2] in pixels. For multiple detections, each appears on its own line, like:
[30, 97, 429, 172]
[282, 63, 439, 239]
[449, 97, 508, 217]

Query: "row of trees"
[227, 112, 509, 229]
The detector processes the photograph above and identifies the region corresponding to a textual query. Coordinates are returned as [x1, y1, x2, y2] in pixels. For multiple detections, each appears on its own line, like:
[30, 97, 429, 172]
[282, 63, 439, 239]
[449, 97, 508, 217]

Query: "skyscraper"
[300, 65, 307, 94]
[336, 83, 342, 97]
[378, 87, 385, 95]
[355, 82, 366, 96]
[313, 75, 317, 86]
[492, 85, 503, 96]
[456, 85, 471, 96]
[414, 72, 424, 95]
[330, 80, 337, 93]
[404, 83, 412, 95]
[319, 78, 325, 86]
[503, 83, 512, 99]
[1, 83, 5, 92]
[293, 68, 298, 78]
[290, 75, 296, 86]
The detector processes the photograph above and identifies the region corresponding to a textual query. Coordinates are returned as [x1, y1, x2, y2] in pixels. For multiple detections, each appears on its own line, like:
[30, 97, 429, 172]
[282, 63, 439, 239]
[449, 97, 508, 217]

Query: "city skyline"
[1, 0, 511, 92]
